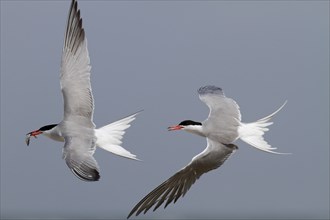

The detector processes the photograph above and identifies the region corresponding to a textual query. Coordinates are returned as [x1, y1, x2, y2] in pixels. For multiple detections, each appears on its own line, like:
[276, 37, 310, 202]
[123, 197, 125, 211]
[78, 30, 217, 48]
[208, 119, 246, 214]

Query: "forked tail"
[238, 101, 290, 154]
[95, 111, 142, 160]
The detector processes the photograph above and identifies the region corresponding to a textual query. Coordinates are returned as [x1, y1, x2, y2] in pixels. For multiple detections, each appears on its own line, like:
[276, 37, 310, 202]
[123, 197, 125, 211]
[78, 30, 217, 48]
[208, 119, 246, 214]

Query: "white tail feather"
[238, 101, 290, 154]
[95, 111, 142, 160]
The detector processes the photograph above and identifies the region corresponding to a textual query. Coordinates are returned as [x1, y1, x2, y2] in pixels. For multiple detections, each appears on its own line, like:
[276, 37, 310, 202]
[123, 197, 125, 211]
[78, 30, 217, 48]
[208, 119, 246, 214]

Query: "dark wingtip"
[71, 167, 100, 182]
[93, 170, 101, 181]
[198, 85, 223, 96]
[127, 210, 134, 219]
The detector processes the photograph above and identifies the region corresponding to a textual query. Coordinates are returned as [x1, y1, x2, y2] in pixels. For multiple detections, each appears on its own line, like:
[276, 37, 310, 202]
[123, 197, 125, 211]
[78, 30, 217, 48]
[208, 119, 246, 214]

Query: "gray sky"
[1, 0, 329, 219]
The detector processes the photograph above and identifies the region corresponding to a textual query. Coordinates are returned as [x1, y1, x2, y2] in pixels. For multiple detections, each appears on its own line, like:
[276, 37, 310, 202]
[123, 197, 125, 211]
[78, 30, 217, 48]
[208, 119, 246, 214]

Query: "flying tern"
[26, 0, 140, 182]
[128, 85, 287, 218]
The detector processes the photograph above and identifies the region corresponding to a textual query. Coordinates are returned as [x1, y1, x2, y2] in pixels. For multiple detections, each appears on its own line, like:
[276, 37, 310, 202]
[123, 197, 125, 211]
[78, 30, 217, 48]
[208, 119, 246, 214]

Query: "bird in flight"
[128, 85, 287, 218]
[26, 0, 140, 182]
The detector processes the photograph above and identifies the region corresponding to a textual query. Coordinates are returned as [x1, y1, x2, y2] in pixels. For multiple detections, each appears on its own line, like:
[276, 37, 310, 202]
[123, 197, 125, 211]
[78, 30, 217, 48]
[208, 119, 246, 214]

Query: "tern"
[128, 85, 287, 218]
[26, 0, 140, 182]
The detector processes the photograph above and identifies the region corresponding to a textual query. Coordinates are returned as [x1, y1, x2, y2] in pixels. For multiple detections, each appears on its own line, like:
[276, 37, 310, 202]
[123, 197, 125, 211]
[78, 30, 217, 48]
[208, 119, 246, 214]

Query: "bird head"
[25, 124, 58, 146]
[168, 120, 203, 134]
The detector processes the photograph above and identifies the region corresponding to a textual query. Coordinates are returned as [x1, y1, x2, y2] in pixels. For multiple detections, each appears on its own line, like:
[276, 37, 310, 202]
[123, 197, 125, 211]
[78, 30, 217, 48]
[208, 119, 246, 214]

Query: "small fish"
[25, 133, 31, 146]
[25, 133, 37, 146]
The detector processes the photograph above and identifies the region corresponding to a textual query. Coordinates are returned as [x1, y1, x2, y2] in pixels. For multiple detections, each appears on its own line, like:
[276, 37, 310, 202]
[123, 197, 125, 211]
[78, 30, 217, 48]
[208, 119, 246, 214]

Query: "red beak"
[168, 125, 183, 131]
[29, 130, 42, 137]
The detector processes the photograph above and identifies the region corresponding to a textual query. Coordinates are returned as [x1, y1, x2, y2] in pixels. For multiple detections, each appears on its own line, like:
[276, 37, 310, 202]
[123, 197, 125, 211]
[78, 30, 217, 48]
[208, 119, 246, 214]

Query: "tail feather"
[238, 101, 290, 154]
[95, 111, 142, 160]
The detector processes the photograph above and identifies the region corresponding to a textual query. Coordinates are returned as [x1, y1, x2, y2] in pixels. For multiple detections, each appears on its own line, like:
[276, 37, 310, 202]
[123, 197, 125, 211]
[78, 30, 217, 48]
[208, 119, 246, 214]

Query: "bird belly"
[208, 130, 239, 144]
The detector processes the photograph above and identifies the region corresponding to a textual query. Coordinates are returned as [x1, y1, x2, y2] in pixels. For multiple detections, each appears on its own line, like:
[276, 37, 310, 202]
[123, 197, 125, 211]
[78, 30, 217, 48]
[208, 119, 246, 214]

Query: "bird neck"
[42, 126, 64, 142]
[184, 125, 205, 137]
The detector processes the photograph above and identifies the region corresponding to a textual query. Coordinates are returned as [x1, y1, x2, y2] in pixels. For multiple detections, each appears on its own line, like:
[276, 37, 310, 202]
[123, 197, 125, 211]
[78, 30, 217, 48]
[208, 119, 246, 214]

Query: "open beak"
[25, 130, 42, 146]
[168, 125, 184, 131]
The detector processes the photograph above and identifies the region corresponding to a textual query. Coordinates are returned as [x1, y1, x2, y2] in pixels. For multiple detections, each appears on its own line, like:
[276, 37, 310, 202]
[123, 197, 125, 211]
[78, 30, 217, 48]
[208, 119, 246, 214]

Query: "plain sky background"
[1, 0, 329, 219]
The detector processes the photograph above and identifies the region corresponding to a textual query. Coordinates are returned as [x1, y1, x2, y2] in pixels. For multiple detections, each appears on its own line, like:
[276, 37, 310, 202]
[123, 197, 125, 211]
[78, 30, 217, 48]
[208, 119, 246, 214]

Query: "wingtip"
[197, 85, 223, 96]
[71, 167, 100, 182]
[126, 213, 132, 219]
[126, 209, 136, 219]
[132, 109, 144, 117]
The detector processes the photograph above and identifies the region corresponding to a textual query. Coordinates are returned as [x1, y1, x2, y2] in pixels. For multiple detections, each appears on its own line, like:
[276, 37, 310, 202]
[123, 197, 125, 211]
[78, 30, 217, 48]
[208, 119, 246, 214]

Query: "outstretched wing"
[63, 134, 100, 181]
[198, 85, 241, 143]
[60, 0, 94, 120]
[127, 140, 238, 218]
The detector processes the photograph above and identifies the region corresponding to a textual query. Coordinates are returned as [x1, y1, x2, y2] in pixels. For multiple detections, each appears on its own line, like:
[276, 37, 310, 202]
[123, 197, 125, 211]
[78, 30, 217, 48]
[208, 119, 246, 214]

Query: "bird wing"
[198, 85, 241, 143]
[127, 139, 238, 218]
[62, 132, 100, 181]
[60, 0, 94, 120]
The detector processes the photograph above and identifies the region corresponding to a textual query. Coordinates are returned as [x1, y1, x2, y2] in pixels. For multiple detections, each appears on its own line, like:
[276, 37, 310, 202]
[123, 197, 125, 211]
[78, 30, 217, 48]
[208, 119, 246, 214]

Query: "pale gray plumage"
[26, 0, 141, 182]
[127, 86, 241, 218]
[127, 140, 237, 218]
[128, 85, 287, 218]
[198, 85, 241, 144]
[59, 0, 99, 181]
[61, 0, 93, 120]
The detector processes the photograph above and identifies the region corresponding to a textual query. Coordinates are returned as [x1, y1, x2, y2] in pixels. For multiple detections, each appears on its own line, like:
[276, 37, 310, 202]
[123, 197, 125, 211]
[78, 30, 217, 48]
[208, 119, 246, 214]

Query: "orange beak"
[30, 130, 42, 137]
[168, 125, 184, 131]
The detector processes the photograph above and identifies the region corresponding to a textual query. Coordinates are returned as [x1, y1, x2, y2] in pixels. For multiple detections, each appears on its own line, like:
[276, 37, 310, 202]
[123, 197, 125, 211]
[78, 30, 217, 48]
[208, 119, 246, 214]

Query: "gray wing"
[127, 140, 238, 218]
[63, 134, 100, 181]
[198, 85, 241, 143]
[60, 0, 94, 120]
[59, 0, 98, 182]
